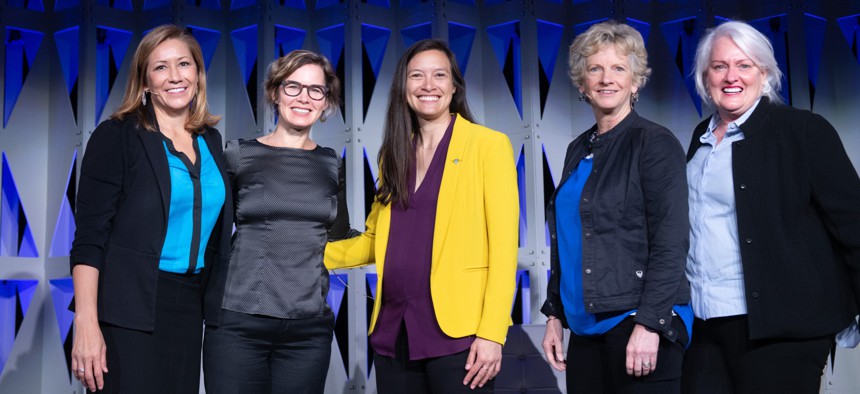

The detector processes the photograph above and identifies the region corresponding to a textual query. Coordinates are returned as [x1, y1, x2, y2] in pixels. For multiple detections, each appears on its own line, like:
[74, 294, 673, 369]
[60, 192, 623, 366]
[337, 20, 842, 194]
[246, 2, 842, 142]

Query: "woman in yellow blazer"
[325, 39, 518, 393]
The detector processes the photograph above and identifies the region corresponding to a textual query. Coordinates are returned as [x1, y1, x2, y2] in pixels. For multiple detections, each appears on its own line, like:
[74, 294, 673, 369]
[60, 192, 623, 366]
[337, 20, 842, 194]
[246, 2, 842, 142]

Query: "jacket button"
[588, 303, 594, 308]
[745, 238, 752, 244]
[585, 268, 592, 274]
[752, 292, 759, 298]
[551, 234, 556, 240]
[668, 330, 674, 336]
[582, 197, 588, 202]
[659, 319, 666, 325]
[739, 184, 746, 190]
[584, 232, 591, 237]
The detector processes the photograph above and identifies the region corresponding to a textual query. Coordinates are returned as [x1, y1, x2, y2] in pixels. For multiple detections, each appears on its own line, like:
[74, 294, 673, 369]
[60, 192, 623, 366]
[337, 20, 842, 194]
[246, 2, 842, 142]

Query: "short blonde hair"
[112, 24, 219, 133]
[568, 21, 651, 91]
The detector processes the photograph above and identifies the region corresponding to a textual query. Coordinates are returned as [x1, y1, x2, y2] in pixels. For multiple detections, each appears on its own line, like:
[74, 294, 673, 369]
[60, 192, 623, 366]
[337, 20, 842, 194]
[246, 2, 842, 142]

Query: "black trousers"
[203, 309, 333, 394]
[681, 315, 833, 394]
[94, 271, 203, 394]
[566, 316, 688, 394]
[374, 325, 493, 394]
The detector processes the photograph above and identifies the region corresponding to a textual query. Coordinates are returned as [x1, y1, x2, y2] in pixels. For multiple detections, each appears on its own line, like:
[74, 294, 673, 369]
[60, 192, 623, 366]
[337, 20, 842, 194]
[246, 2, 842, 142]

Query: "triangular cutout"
[448, 22, 475, 74]
[660, 17, 702, 117]
[187, 25, 220, 71]
[516, 145, 527, 248]
[317, 24, 346, 121]
[804, 14, 826, 109]
[487, 21, 523, 118]
[274, 25, 306, 58]
[4, 27, 44, 127]
[536, 20, 562, 117]
[50, 278, 75, 381]
[749, 15, 790, 104]
[836, 14, 860, 65]
[50, 151, 77, 257]
[231, 25, 259, 124]
[54, 26, 80, 125]
[0, 280, 39, 376]
[95, 26, 132, 122]
[542, 145, 555, 248]
[361, 25, 390, 121]
[1, 153, 38, 257]
[402, 23, 431, 50]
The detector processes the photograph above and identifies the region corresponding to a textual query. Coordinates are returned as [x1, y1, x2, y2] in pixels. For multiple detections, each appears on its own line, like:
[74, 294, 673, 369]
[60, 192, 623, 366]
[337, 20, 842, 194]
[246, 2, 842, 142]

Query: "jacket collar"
[136, 105, 171, 222]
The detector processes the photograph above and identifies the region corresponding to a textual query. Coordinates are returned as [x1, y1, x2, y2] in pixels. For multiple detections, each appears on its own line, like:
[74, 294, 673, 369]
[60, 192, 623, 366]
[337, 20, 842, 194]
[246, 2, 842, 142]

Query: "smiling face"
[275, 63, 328, 133]
[580, 44, 639, 118]
[706, 36, 765, 122]
[405, 49, 455, 124]
[145, 38, 198, 119]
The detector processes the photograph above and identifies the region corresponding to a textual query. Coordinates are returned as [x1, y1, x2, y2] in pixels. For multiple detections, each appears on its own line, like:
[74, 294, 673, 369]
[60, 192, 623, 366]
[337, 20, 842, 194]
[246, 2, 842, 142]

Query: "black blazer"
[687, 98, 860, 340]
[70, 113, 233, 331]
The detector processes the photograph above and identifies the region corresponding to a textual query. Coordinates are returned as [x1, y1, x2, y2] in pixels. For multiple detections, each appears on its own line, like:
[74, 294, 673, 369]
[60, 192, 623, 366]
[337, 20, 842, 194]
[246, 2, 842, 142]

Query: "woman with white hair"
[682, 20, 860, 393]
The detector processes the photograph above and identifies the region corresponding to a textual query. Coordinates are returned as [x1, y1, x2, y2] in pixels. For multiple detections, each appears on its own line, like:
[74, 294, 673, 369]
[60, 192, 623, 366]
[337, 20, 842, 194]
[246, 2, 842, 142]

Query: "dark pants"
[203, 309, 333, 394]
[681, 315, 833, 394]
[94, 271, 203, 394]
[566, 316, 688, 394]
[374, 326, 493, 393]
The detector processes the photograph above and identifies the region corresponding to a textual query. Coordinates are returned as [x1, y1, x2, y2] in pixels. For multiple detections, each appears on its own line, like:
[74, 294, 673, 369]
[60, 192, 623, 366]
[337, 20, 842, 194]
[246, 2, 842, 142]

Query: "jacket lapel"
[138, 129, 171, 222]
[432, 114, 469, 270]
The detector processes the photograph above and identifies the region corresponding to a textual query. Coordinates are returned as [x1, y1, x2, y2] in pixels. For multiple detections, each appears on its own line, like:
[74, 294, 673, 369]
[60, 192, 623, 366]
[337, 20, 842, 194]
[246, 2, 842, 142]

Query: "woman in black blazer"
[682, 20, 860, 394]
[69, 25, 231, 393]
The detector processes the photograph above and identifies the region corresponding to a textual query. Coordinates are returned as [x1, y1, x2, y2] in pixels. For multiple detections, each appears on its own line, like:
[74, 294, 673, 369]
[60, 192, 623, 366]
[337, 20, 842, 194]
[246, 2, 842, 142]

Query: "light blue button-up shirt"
[686, 99, 760, 320]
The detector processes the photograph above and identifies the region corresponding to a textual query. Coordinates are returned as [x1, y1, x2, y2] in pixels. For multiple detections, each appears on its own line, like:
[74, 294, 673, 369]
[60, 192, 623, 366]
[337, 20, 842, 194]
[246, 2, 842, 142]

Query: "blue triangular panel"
[749, 15, 790, 104]
[186, 0, 220, 9]
[364, 0, 388, 6]
[0, 279, 38, 375]
[514, 270, 531, 324]
[366, 273, 378, 300]
[804, 14, 826, 109]
[0, 153, 38, 257]
[95, 26, 132, 122]
[837, 14, 860, 65]
[516, 145, 527, 248]
[274, 25, 306, 58]
[573, 18, 608, 37]
[54, 27, 80, 95]
[4, 27, 44, 128]
[401, 23, 431, 50]
[487, 21, 523, 118]
[97, 0, 132, 11]
[361, 24, 390, 81]
[626, 18, 651, 45]
[660, 17, 702, 117]
[230, 0, 254, 9]
[536, 20, 562, 88]
[448, 22, 475, 73]
[316, 0, 339, 8]
[231, 25, 258, 85]
[280, 0, 305, 9]
[50, 151, 77, 257]
[50, 278, 75, 344]
[317, 24, 345, 71]
[327, 274, 347, 321]
[54, 0, 79, 10]
[187, 26, 220, 71]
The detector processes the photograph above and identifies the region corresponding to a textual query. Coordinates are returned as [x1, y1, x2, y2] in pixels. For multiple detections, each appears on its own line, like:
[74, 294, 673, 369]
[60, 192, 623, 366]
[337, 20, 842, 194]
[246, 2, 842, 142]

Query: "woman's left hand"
[463, 337, 502, 389]
[626, 324, 660, 377]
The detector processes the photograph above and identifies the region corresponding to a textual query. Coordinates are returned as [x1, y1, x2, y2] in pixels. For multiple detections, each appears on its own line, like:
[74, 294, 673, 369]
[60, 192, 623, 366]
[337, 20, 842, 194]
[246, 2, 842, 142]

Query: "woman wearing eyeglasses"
[203, 50, 357, 393]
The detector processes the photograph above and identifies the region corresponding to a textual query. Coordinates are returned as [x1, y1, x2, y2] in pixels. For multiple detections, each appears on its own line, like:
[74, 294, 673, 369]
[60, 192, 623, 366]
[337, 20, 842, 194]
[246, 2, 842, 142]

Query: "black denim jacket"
[540, 111, 690, 341]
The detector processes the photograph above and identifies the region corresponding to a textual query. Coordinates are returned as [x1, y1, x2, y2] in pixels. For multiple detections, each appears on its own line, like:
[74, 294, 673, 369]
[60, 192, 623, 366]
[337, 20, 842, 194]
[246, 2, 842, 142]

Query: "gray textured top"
[221, 139, 355, 319]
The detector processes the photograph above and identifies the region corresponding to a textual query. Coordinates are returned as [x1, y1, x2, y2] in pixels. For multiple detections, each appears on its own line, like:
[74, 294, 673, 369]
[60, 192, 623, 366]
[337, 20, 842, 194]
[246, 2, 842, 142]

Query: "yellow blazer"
[325, 114, 519, 345]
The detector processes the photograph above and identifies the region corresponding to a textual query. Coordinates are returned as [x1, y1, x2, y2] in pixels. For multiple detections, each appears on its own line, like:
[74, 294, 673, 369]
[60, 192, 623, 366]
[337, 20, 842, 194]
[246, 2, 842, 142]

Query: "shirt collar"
[704, 97, 761, 139]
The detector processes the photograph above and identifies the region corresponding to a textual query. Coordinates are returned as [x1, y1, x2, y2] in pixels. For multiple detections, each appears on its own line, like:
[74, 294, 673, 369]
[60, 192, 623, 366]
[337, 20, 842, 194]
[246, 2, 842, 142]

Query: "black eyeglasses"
[281, 81, 328, 101]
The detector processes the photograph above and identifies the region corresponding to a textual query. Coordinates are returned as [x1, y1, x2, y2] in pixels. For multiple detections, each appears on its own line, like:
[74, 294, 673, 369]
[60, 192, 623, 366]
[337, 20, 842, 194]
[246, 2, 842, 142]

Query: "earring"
[578, 93, 588, 102]
[142, 91, 147, 106]
[631, 92, 639, 103]
[761, 84, 772, 93]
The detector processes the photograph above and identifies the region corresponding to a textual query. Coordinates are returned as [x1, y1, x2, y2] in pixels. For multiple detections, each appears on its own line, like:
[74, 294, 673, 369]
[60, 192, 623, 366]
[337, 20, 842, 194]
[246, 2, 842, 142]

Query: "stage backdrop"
[0, 0, 859, 392]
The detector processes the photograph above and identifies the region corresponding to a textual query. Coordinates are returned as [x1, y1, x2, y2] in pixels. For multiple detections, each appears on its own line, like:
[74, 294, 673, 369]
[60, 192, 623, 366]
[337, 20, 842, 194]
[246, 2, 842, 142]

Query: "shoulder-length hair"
[693, 20, 784, 105]
[568, 20, 651, 91]
[376, 38, 475, 207]
[263, 49, 341, 123]
[111, 24, 220, 133]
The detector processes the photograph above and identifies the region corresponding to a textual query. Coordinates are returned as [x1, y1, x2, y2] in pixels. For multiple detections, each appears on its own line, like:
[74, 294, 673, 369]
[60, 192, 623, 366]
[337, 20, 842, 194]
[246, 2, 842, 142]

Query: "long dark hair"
[376, 39, 475, 207]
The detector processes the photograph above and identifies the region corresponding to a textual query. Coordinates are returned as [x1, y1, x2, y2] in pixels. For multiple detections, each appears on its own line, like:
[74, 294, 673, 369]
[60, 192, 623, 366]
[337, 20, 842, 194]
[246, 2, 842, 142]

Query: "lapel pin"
[453, 158, 460, 164]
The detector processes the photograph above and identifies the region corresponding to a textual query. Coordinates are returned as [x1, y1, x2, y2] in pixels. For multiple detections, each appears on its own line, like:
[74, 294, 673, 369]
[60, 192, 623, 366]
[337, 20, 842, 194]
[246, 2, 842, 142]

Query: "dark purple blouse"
[370, 116, 475, 360]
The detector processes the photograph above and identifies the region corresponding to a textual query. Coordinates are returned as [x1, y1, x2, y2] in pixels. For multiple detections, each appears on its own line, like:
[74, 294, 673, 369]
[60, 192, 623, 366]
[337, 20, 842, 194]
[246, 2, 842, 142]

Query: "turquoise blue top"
[159, 135, 225, 274]
[557, 155, 693, 340]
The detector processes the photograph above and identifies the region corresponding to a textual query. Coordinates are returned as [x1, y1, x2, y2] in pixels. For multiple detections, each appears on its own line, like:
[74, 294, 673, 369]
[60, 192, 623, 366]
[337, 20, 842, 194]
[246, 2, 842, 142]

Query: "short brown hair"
[263, 50, 341, 122]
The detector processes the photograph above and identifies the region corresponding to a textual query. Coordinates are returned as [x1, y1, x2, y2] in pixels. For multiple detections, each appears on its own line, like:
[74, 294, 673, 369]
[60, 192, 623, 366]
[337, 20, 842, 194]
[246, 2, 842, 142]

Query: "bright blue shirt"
[686, 98, 760, 319]
[159, 135, 225, 274]
[558, 155, 694, 340]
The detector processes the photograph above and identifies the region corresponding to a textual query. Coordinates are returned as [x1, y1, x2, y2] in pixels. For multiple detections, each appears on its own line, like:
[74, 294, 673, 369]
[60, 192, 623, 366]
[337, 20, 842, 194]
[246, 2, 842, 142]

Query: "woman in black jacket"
[682, 20, 860, 394]
[540, 21, 692, 393]
[69, 25, 231, 393]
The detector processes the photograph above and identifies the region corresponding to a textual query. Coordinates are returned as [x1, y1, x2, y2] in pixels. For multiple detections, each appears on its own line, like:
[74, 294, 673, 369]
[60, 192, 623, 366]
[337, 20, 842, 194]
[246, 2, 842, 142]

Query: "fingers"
[542, 319, 566, 371]
[625, 354, 657, 377]
[463, 338, 503, 389]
